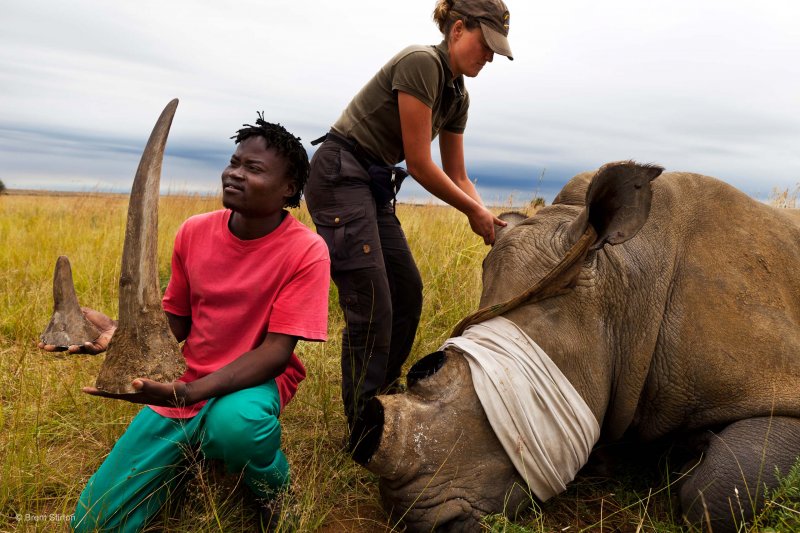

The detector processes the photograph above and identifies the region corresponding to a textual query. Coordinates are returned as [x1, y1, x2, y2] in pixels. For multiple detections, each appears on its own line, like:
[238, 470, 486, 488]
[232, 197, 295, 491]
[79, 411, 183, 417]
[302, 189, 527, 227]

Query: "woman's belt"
[310, 130, 379, 170]
[311, 130, 408, 207]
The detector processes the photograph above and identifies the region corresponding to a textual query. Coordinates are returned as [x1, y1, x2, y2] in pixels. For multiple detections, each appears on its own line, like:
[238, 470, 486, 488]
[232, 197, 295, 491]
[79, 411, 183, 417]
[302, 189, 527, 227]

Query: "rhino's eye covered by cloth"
[441, 316, 600, 501]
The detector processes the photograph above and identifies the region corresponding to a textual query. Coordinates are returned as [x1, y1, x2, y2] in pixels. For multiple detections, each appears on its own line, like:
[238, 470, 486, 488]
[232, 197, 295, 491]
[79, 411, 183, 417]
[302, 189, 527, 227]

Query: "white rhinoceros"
[351, 161, 800, 532]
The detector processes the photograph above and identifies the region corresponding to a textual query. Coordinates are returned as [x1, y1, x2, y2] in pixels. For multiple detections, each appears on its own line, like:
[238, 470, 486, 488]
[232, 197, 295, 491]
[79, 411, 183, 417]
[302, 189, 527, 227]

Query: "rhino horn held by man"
[352, 161, 800, 532]
[93, 99, 186, 394]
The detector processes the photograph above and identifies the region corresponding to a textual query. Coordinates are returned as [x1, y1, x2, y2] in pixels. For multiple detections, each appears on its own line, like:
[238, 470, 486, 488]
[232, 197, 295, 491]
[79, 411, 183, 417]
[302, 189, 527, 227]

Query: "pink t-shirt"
[154, 209, 330, 419]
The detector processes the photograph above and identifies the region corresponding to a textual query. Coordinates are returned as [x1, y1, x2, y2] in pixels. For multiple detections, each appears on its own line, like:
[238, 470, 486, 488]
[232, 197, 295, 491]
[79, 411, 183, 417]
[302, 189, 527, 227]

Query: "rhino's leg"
[678, 416, 800, 532]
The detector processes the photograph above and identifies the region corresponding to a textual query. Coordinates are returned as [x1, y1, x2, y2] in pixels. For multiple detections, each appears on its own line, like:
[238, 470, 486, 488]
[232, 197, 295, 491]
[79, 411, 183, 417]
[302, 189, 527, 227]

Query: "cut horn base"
[40, 310, 101, 351]
[95, 317, 185, 394]
[406, 350, 446, 387]
[350, 398, 385, 465]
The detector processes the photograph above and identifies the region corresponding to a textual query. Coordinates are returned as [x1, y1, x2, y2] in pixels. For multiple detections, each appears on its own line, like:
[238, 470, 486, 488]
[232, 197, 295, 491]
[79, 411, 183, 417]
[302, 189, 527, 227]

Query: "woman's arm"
[439, 129, 483, 205]
[398, 91, 504, 244]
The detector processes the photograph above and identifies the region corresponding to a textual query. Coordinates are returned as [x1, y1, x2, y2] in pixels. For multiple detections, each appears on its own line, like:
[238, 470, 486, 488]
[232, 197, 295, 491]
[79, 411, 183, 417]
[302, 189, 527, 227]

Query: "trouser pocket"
[311, 204, 383, 272]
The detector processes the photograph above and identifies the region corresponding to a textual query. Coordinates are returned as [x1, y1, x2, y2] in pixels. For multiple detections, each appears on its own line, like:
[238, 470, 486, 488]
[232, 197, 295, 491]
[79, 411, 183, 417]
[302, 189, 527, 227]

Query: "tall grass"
[770, 184, 799, 209]
[1, 191, 797, 532]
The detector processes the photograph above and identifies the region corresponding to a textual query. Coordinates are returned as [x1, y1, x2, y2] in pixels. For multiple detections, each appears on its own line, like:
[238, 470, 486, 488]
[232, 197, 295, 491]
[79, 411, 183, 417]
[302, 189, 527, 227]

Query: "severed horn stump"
[40, 255, 101, 350]
[94, 99, 186, 394]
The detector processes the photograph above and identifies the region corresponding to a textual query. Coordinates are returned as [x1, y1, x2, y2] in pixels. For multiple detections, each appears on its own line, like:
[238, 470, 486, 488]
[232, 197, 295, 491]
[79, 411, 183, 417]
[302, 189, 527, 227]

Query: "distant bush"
[0, 179, 6, 195]
[530, 197, 545, 209]
[770, 184, 798, 208]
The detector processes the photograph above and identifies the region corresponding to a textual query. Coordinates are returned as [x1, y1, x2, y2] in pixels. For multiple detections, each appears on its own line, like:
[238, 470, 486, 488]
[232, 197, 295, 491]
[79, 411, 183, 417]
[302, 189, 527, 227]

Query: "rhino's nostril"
[350, 398, 384, 465]
[407, 350, 446, 387]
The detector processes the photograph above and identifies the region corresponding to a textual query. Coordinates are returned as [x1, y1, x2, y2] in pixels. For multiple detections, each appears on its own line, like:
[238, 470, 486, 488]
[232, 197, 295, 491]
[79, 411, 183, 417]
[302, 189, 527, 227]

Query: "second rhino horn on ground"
[40, 255, 100, 350]
[94, 99, 186, 394]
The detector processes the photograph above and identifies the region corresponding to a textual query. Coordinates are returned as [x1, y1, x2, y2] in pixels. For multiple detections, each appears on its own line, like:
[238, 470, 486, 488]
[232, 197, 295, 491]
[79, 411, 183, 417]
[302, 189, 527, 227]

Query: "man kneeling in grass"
[40, 116, 330, 532]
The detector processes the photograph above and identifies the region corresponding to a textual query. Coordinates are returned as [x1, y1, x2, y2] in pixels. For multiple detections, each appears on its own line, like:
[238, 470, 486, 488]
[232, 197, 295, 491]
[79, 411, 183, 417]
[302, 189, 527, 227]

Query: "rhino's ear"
[495, 211, 528, 243]
[567, 161, 663, 249]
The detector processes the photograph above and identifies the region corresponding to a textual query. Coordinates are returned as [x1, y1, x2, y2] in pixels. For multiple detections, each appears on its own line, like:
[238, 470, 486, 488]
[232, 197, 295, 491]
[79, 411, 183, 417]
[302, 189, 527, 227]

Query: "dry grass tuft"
[770, 184, 799, 208]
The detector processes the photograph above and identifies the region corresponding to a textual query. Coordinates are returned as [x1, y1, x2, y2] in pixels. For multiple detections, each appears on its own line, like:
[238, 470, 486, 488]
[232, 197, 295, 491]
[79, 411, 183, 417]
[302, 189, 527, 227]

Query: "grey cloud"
[2, 0, 798, 204]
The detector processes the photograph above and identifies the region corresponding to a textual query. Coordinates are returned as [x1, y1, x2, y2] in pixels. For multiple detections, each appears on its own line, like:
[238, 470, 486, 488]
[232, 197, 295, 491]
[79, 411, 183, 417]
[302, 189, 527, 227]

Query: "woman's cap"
[454, 0, 513, 60]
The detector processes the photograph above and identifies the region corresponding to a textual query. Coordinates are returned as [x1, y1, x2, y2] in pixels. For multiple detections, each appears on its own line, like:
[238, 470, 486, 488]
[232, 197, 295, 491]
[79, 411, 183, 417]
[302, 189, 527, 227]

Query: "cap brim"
[480, 21, 513, 60]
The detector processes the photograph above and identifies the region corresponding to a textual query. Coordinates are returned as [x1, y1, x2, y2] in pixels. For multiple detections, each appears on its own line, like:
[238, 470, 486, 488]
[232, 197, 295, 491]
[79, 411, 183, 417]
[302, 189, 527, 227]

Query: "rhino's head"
[352, 348, 530, 531]
[354, 161, 664, 531]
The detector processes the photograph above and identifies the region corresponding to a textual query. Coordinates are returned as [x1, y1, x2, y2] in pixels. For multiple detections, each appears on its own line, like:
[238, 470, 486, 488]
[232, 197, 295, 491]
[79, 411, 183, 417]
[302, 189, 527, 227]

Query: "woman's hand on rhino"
[83, 378, 193, 407]
[467, 206, 507, 245]
[37, 306, 117, 355]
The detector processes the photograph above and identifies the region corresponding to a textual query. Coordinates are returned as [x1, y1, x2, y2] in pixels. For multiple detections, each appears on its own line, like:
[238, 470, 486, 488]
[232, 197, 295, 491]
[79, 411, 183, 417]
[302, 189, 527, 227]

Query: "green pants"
[72, 380, 288, 533]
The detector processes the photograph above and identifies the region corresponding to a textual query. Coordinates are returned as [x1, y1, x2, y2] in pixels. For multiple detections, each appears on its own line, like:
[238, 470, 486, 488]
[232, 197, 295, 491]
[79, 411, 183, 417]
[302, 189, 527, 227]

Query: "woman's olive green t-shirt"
[332, 40, 470, 166]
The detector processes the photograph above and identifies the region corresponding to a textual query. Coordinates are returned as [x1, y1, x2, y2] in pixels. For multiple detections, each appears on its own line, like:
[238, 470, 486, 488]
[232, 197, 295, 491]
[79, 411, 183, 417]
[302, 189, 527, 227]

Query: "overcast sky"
[2, 0, 798, 204]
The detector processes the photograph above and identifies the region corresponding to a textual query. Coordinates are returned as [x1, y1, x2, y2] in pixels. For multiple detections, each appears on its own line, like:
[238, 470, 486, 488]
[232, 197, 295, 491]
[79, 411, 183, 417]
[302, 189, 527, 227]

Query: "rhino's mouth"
[379, 484, 489, 532]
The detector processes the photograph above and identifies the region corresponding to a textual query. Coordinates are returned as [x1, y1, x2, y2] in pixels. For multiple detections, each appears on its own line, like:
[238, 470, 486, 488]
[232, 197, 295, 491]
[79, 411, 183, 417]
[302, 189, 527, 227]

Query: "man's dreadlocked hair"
[231, 112, 309, 208]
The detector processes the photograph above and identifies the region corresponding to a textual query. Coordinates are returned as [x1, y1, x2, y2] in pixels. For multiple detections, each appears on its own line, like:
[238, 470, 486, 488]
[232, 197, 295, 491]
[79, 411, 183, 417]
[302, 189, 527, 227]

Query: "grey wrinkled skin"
[368, 350, 530, 531]
[359, 162, 800, 532]
[678, 417, 800, 531]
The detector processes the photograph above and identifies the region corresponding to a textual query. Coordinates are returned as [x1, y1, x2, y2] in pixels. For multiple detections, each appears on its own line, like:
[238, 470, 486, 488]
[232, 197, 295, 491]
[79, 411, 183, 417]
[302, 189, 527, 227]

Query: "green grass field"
[1, 189, 797, 532]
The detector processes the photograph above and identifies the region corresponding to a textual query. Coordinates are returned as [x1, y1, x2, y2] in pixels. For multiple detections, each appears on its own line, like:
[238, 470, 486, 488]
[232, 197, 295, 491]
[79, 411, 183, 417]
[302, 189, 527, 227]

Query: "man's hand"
[38, 307, 117, 354]
[82, 378, 193, 408]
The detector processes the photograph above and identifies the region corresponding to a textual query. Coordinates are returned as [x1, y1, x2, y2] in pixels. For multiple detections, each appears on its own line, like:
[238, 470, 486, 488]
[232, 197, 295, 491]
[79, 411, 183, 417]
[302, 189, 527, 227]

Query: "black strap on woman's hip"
[311, 130, 407, 208]
[310, 130, 378, 170]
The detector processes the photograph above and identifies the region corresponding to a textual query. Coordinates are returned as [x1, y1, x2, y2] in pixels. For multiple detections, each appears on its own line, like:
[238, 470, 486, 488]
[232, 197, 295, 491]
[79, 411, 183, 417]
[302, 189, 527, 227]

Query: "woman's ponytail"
[432, 0, 455, 34]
